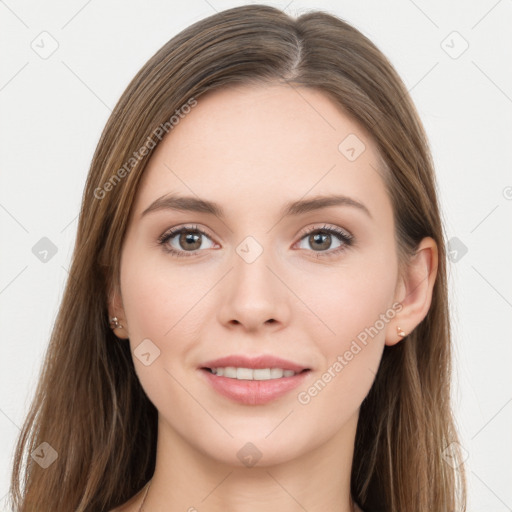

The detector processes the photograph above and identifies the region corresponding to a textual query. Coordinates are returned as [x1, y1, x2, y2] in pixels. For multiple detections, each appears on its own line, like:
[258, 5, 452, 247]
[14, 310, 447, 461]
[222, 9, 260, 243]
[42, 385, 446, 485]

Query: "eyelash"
[157, 224, 354, 259]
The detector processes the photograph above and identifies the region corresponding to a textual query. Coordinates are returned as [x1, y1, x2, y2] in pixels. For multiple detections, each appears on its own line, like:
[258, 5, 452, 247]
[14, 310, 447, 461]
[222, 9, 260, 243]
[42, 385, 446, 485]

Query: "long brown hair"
[9, 5, 466, 511]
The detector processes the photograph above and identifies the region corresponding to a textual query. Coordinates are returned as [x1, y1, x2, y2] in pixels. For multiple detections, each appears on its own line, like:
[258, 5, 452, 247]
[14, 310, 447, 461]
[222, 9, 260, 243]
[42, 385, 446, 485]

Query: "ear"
[386, 236, 438, 346]
[107, 282, 130, 339]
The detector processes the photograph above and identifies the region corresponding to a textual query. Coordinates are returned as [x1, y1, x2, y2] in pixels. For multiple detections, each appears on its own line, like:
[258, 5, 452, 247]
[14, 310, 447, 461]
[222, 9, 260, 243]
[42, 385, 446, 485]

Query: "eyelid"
[159, 223, 214, 238]
[296, 223, 353, 241]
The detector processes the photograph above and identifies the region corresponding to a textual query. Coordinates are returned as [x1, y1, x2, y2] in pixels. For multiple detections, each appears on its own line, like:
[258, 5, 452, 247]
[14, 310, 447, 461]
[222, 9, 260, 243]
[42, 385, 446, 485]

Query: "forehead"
[131, 83, 390, 222]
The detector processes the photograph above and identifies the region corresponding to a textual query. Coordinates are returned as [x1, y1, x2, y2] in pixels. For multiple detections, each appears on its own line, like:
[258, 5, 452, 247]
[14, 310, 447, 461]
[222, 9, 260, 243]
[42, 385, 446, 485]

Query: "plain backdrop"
[1, 1, 511, 510]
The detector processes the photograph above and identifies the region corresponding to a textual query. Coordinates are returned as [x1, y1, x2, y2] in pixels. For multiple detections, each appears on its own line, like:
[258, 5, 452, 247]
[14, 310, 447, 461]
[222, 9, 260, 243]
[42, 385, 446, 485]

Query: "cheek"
[120, 245, 205, 343]
[293, 250, 397, 408]
[119, 251, 201, 414]
[121, 270, 167, 341]
[301, 247, 398, 342]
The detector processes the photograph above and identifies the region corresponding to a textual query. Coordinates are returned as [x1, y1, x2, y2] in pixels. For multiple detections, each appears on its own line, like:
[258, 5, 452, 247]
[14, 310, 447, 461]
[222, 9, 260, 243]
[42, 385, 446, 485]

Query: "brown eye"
[308, 232, 332, 251]
[158, 226, 215, 257]
[178, 231, 202, 251]
[296, 225, 354, 257]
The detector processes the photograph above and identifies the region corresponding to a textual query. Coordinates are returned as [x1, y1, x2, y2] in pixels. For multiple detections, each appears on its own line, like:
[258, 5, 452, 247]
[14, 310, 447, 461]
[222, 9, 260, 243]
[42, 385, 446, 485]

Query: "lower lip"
[200, 369, 311, 405]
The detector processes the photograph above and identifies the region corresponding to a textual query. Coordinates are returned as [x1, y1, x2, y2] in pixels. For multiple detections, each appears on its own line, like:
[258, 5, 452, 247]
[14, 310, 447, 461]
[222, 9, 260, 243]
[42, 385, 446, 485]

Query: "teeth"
[210, 367, 298, 380]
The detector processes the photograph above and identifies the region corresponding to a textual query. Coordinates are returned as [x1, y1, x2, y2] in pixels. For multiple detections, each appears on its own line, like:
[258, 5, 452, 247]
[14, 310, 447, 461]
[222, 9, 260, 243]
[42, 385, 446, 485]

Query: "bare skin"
[109, 83, 437, 512]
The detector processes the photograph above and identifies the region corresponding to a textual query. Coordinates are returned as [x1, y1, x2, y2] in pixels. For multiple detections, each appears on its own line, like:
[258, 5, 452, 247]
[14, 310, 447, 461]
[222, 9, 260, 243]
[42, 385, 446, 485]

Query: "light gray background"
[1, 1, 511, 510]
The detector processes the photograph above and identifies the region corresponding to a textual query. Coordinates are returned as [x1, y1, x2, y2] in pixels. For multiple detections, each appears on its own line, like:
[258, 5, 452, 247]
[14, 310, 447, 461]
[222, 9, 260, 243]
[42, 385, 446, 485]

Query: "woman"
[9, 4, 467, 511]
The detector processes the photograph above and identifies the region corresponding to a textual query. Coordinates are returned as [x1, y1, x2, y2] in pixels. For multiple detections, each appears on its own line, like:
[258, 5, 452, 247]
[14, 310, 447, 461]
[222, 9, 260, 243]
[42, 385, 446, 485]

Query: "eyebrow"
[140, 193, 372, 220]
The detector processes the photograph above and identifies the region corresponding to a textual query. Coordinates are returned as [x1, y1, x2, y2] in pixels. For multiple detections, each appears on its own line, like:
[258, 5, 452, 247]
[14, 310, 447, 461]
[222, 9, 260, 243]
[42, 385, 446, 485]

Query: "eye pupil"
[310, 232, 331, 251]
[180, 232, 201, 250]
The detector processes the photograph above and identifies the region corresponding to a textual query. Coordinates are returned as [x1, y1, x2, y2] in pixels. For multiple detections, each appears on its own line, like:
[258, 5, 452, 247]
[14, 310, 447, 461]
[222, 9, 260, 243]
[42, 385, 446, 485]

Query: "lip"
[200, 354, 310, 373]
[200, 368, 310, 405]
[199, 354, 311, 405]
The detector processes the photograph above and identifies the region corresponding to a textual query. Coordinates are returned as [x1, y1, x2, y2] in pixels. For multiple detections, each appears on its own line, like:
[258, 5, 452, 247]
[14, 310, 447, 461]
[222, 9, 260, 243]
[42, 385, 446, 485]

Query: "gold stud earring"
[397, 326, 406, 337]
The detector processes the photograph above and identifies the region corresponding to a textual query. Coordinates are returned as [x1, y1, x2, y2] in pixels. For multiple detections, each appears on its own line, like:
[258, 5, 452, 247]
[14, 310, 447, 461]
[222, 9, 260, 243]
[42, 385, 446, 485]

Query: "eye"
[295, 224, 353, 257]
[157, 223, 354, 259]
[157, 225, 216, 257]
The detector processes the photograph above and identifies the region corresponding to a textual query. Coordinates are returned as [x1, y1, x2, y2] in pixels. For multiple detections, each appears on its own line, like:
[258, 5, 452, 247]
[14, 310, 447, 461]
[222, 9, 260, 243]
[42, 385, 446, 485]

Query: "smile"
[200, 367, 311, 405]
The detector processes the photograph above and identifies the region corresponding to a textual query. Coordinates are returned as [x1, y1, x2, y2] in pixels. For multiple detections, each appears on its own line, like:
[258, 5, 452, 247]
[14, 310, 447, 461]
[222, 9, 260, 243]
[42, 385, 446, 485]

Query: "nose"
[216, 245, 291, 333]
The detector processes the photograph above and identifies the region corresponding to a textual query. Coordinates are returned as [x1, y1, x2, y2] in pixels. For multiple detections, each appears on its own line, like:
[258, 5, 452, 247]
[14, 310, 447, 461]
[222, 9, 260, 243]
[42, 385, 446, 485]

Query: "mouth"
[201, 366, 311, 380]
[199, 363, 311, 405]
[200, 354, 310, 374]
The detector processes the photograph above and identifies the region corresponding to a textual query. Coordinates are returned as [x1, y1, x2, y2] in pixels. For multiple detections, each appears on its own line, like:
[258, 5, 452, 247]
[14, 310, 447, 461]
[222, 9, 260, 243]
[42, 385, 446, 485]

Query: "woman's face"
[115, 84, 402, 467]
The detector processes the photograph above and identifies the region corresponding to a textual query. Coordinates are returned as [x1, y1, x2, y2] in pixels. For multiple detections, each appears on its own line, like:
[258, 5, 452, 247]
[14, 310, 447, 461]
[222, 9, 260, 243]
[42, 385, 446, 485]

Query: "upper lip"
[200, 355, 310, 373]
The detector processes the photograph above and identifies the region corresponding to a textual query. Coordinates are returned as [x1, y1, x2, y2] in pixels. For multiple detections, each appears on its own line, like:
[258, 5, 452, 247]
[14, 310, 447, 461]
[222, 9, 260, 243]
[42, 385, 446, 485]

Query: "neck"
[143, 413, 359, 512]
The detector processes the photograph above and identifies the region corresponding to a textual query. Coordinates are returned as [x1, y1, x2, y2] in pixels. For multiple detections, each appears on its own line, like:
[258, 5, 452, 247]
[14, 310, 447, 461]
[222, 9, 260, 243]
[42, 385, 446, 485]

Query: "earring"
[397, 326, 406, 337]
[109, 316, 123, 330]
